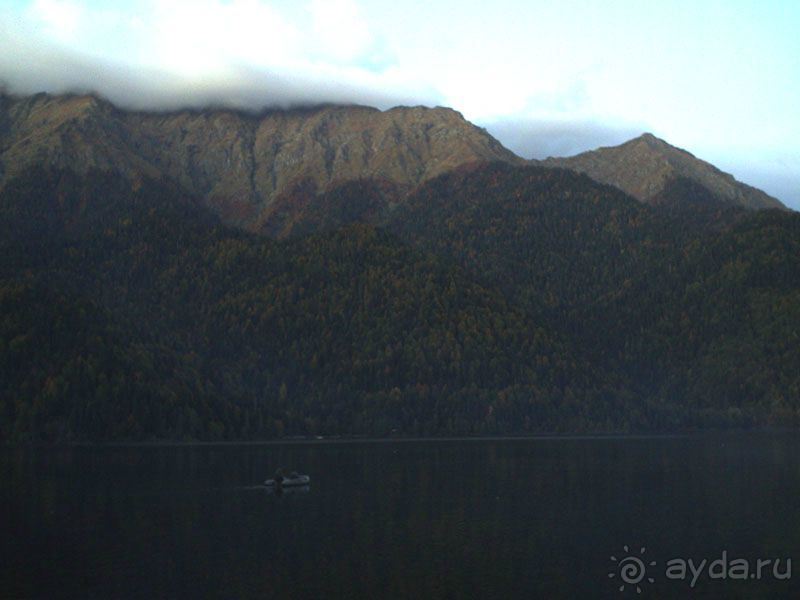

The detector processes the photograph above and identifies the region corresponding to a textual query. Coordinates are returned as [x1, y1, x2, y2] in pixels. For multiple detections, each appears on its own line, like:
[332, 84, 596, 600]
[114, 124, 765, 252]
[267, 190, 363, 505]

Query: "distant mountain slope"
[542, 133, 785, 210]
[0, 93, 520, 229]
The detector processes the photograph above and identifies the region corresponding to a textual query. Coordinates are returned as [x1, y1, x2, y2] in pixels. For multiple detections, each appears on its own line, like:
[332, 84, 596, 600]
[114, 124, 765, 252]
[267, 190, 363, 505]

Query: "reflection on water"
[1, 435, 799, 599]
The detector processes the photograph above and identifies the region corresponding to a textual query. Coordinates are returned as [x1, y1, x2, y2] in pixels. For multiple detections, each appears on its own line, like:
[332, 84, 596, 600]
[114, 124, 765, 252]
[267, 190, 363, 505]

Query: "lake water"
[1, 435, 798, 599]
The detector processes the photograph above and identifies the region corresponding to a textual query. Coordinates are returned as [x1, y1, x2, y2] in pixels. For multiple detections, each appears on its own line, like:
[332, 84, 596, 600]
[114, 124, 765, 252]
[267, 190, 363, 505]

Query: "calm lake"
[1, 435, 798, 599]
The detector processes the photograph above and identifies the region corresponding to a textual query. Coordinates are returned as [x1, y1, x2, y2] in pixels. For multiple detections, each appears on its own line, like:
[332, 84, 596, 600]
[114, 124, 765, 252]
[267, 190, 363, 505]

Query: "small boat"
[264, 472, 310, 488]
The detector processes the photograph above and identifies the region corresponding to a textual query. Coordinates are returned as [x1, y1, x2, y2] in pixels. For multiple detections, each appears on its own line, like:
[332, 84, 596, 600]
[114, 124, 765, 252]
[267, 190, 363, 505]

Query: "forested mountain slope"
[2, 162, 798, 441]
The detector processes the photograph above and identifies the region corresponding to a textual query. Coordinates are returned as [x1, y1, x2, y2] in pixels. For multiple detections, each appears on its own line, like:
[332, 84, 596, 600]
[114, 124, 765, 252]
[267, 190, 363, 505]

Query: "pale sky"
[1, 0, 798, 207]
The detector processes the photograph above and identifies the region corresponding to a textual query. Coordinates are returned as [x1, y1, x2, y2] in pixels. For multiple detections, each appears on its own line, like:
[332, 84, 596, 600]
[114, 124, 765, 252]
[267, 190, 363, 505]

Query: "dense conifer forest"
[2, 164, 798, 441]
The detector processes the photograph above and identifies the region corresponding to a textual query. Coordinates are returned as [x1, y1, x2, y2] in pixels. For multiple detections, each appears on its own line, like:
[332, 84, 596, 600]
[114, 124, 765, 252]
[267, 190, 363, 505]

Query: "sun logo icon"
[609, 545, 656, 594]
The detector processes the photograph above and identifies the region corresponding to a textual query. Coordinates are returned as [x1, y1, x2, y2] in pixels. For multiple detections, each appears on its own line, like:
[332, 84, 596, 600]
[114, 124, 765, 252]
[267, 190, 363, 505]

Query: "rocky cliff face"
[0, 94, 161, 182]
[0, 93, 520, 228]
[0, 94, 785, 229]
[542, 133, 785, 210]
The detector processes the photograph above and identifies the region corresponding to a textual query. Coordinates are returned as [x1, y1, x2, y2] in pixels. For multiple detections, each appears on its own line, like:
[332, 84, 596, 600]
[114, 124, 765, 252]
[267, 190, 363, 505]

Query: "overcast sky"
[1, 0, 798, 207]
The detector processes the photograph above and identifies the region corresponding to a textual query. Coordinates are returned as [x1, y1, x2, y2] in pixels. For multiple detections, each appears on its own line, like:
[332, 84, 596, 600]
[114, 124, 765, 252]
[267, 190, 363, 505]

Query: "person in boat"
[274, 468, 284, 486]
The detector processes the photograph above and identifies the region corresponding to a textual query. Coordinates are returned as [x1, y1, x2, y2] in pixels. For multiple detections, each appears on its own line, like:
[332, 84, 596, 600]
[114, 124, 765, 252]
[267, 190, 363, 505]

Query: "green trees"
[1, 164, 799, 441]
[386, 163, 800, 429]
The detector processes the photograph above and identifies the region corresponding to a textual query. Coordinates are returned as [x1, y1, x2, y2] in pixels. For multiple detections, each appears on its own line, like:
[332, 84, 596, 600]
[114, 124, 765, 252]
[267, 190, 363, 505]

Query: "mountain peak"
[626, 132, 700, 161]
[544, 133, 784, 210]
[635, 131, 660, 142]
[632, 132, 669, 148]
[386, 104, 464, 119]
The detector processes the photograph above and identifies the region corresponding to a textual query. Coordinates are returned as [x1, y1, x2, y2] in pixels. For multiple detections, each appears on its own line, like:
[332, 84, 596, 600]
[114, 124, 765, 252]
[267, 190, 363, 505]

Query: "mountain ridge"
[0, 92, 786, 234]
[0, 92, 521, 229]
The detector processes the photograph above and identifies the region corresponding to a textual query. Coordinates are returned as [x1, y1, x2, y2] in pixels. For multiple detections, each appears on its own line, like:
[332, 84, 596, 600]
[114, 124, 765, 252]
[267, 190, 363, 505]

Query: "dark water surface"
[2, 435, 799, 599]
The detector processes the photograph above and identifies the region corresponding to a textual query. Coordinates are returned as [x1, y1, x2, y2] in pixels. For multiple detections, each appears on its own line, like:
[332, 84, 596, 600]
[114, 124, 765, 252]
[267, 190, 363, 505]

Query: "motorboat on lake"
[264, 471, 310, 488]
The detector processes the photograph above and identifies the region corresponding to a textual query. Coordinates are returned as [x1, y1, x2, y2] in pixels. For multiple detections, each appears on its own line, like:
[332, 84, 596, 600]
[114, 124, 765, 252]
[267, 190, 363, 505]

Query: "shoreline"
[3, 428, 798, 448]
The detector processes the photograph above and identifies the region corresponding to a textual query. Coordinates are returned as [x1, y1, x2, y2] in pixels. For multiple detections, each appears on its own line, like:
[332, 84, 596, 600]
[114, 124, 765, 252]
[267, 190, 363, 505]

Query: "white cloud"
[0, 0, 437, 110]
[310, 0, 373, 64]
[27, 0, 86, 42]
[145, 0, 303, 75]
